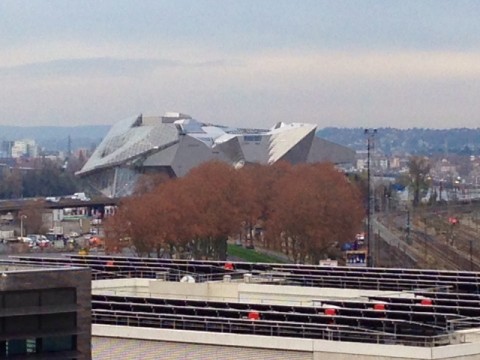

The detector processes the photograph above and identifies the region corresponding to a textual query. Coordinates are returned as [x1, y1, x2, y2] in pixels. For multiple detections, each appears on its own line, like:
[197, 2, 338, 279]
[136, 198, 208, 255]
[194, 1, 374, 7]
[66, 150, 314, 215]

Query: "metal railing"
[448, 316, 480, 331]
[92, 309, 455, 347]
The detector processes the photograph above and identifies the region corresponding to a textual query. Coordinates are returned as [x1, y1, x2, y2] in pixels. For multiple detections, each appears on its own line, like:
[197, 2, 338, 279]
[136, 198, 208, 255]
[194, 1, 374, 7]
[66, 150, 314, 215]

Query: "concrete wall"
[236, 283, 392, 305]
[92, 278, 151, 297]
[93, 278, 396, 305]
[92, 325, 480, 360]
[93, 337, 312, 360]
[147, 280, 399, 305]
[93, 325, 313, 360]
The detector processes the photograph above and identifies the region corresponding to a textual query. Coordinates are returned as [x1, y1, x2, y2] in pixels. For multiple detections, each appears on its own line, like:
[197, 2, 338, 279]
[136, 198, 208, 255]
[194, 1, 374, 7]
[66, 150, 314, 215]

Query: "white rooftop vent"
[162, 112, 192, 123]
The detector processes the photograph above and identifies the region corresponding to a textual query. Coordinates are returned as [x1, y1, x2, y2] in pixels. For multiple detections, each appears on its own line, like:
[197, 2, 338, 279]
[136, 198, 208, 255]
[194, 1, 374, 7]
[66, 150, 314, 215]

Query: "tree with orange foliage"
[182, 161, 252, 260]
[103, 199, 132, 254]
[146, 178, 198, 258]
[240, 161, 292, 249]
[105, 160, 364, 263]
[103, 194, 157, 256]
[105, 161, 254, 260]
[266, 163, 364, 264]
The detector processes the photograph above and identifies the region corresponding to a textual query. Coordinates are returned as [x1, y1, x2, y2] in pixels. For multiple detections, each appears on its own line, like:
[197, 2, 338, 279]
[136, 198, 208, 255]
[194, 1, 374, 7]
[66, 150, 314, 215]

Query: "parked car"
[27, 234, 39, 242]
[18, 236, 33, 244]
[26, 234, 50, 248]
[38, 239, 50, 247]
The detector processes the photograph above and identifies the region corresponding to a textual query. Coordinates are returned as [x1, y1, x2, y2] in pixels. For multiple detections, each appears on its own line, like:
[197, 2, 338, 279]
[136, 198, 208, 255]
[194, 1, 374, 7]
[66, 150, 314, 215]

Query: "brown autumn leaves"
[104, 161, 364, 264]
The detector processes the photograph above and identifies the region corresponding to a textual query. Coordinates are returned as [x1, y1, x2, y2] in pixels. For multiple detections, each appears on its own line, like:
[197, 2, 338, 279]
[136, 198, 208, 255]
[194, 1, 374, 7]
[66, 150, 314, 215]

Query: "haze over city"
[1, 0, 480, 129]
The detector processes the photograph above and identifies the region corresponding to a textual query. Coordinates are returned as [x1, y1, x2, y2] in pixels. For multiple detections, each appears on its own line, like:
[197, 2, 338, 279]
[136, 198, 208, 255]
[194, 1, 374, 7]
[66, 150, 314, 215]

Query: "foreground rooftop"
[6, 255, 480, 359]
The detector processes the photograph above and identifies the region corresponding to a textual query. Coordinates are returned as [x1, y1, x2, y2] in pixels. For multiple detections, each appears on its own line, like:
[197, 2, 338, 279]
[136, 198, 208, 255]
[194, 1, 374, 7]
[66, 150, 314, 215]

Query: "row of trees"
[104, 161, 365, 263]
[0, 157, 84, 199]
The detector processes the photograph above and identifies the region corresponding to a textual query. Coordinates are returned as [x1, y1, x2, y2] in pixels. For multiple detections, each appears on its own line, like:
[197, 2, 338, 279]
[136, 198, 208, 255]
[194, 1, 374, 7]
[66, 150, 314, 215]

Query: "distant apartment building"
[0, 141, 14, 158]
[356, 157, 366, 171]
[355, 150, 385, 171]
[430, 158, 458, 180]
[11, 139, 39, 158]
[389, 157, 401, 169]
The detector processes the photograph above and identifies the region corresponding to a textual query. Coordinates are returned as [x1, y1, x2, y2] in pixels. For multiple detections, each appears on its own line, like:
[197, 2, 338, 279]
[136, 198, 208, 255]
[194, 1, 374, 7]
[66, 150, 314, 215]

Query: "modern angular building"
[77, 112, 354, 197]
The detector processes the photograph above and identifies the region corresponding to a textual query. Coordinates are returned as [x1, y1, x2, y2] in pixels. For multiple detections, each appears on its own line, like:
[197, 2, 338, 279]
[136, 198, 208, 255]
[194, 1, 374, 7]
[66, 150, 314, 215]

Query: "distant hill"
[0, 125, 111, 152]
[2, 124, 480, 156]
[317, 127, 480, 156]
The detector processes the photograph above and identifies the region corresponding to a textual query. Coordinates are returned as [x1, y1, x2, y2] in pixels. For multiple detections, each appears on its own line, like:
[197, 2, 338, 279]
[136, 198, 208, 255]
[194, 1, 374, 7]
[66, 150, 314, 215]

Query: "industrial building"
[76, 112, 354, 197]
[0, 263, 91, 359]
[7, 255, 480, 360]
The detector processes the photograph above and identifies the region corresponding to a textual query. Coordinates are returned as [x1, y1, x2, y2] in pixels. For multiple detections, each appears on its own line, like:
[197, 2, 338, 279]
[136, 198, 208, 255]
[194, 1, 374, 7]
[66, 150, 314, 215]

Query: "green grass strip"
[227, 244, 287, 263]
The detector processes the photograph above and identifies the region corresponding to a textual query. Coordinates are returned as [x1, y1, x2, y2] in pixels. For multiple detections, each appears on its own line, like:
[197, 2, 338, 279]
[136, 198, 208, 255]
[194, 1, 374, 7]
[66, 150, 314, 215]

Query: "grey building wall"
[92, 325, 480, 360]
[0, 267, 91, 359]
[92, 337, 312, 360]
[92, 337, 480, 360]
[308, 137, 355, 164]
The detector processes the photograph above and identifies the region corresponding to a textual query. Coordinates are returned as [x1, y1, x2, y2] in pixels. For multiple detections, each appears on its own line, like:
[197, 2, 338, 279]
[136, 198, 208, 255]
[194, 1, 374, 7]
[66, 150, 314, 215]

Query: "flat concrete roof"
[91, 277, 480, 359]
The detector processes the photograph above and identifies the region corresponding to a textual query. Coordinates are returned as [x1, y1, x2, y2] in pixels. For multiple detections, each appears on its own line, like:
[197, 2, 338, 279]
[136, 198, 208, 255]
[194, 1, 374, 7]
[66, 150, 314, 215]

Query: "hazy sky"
[1, 0, 480, 129]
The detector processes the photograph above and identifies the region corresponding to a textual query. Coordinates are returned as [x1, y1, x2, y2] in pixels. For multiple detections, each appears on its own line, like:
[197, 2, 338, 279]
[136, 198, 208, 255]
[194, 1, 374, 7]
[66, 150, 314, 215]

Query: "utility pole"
[406, 208, 411, 244]
[470, 240, 473, 271]
[67, 135, 72, 159]
[423, 217, 428, 262]
[365, 129, 377, 267]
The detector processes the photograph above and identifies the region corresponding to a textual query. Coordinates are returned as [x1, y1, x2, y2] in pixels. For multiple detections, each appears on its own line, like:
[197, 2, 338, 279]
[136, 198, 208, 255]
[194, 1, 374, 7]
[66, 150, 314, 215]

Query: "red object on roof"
[324, 308, 337, 316]
[373, 303, 386, 311]
[248, 311, 260, 320]
[420, 298, 433, 306]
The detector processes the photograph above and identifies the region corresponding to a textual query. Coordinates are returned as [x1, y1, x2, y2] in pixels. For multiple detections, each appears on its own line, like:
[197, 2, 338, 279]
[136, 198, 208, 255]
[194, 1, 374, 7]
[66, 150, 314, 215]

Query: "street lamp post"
[365, 129, 377, 267]
[406, 208, 411, 244]
[20, 215, 27, 239]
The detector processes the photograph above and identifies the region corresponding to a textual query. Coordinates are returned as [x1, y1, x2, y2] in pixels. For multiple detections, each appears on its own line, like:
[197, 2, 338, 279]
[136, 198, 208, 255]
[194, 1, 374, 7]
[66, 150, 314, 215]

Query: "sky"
[1, 0, 480, 129]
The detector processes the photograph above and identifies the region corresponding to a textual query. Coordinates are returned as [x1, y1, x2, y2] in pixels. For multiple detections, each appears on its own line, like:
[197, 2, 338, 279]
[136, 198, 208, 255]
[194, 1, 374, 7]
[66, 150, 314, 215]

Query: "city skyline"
[1, 1, 480, 129]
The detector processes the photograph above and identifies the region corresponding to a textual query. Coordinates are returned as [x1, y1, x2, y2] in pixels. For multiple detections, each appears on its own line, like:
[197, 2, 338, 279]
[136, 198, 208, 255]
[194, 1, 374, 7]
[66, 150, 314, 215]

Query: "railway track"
[410, 230, 480, 271]
[378, 209, 480, 271]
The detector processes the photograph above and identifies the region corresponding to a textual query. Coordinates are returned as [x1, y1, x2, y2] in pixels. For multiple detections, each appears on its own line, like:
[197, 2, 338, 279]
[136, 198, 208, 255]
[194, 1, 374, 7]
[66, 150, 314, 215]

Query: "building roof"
[77, 112, 355, 197]
[8, 254, 480, 355]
